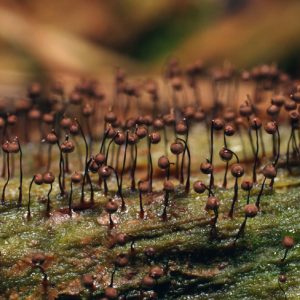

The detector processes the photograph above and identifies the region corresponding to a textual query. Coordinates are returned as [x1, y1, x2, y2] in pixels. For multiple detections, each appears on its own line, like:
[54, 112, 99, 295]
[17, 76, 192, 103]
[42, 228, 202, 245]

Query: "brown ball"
[224, 124, 235, 136]
[250, 117, 262, 130]
[142, 275, 155, 288]
[105, 111, 117, 124]
[128, 133, 138, 145]
[115, 253, 129, 267]
[104, 287, 118, 299]
[149, 132, 161, 144]
[241, 180, 253, 191]
[244, 204, 258, 218]
[175, 121, 188, 135]
[231, 163, 244, 178]
[34, 173, 44, 185]
[271, 95, 285, 107]
[239, 103, 253, 117]
[43, 172, 55, 184]
[163, 113, 176, 126]
[219, 148, 233, 162]
[99, 166, 112, 179]
[158, 156, 170, 169]
[163, 180, 175, 192]
[114, 132, 125, 145]
[264, 121, 277, 134]
[193, 181, 206, 194]
[89, 160, 99, 173]
[149, 266, 164, 279]
[284, 99, 297, 111]
[153, 118, 164, 130]
[61, 140, 75, 153]
[7, 114, 17, 126]
[116, 233, 128, 245]
[278, 274, 287, 283]
[262, 164, 277, 179]
[105, 199, 118, 214]
[8, 141, 20, 153]
[206, 196, 220, 210]
[136, 126, 148, 139]
[60, 117, 72, 129]
[43, 113, 54, 124]
[138, 181, 150, 193]
[95, 153, 106, 165]
[212, 118, 224, 131]
[170, 142, 184, 155]
[200, 161, 213, 174]
[28, 108, 41, 120]
[46, 132, 58, 144]
[266, 104, 280, 116]
[69, 123, 79, 135]
[31, 253, 46, 265]
[71, 171, 82, 183]
[282, 236, 295, 249]
[81, 274, 94, 289]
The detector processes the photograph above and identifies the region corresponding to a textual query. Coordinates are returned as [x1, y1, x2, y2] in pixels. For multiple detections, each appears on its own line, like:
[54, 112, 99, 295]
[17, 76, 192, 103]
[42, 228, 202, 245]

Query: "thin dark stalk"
[180, 121, 189, 184]
[247, 117, 256, 156]
[228, 177, 238, 218]
[259, 129, 266, 157]
[163, 126, 168, 156]
[46, 183, 53, 217]
[56, 141, 65, 196]
[105, 132, 119, 164]
[252, 127, 259, 183]
[130, 143, 137, 191]
[74, 137, 83, 171]
[107, 165, 124, 208]
[139, 190, 144, 219]
[234, 217, 247, 243]
[100, 126, 110, 153]
[176, 137, 191, 193]
[1, 153, 10, 205]
[255, 176, 267, 209]
[46, 144, 52, 171]
[27, 176, 35, 218]
[120, 131, 129, 208]
[148, 139, 154, 193]
[76, 120, 89, 204]
[162, 190, 169, 221]
[222, 162, 229, 188]
[68, 181, 73, 216]
[17, 139, 23, 207]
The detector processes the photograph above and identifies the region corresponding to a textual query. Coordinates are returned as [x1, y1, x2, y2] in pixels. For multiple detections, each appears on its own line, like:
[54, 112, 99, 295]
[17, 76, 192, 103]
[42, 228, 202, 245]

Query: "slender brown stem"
[76, 120, 89, 203]
[130, 143, 137, 191]
[17, 139, 23, 207]
[68, 181, 73, 216]
[1, 153, 10, 205]
[139, 190, 144, 219]
[27, 176, 35, 218]
[252, 127, 259, 183]
[46, 183, 53, 217]
[255, 176, 266, 209]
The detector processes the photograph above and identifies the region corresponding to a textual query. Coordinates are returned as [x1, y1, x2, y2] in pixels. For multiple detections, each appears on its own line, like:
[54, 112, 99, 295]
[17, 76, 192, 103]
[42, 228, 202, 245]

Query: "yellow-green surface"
[0, 125, 299, 299]
[0, 170, 300, 299]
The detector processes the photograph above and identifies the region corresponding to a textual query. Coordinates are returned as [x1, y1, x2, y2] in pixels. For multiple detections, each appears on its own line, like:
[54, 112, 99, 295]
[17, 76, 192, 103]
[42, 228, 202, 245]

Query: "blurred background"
[0, 0, 300, 96]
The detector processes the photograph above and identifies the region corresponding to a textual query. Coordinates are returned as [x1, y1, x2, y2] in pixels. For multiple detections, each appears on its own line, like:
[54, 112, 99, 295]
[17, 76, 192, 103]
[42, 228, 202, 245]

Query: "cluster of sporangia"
[2, 60, 299, 298]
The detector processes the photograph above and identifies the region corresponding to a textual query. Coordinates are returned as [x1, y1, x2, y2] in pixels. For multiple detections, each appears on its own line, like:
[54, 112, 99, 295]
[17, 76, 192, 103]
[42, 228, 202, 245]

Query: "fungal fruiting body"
[1, 61, 300, 299]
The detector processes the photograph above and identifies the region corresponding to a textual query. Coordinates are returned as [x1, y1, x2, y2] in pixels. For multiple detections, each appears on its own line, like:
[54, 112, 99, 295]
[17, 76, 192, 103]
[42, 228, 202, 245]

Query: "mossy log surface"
[0, 170, 300, 299]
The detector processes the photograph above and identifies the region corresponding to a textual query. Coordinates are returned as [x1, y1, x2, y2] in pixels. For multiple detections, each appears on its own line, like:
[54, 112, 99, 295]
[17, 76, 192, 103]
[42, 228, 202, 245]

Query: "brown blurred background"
[0, 0, 300, 95]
